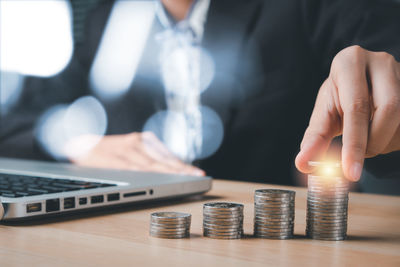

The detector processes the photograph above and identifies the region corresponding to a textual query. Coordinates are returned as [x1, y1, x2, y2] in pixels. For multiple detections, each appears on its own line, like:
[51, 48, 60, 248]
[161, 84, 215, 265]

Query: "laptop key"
[2, 193, 17, 198]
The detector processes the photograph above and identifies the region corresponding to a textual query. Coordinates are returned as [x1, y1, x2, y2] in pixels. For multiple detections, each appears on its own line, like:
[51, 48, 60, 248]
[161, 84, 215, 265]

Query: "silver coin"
[150, 233, 189, 238]
[203, 219, 243, 224]
[307, 208, 347, 214]
[255, 208, 295, 213]
[203, 225, 242, 231]
[254, 233, 293, 238]
[307, 220, 348, 225]
[204, 202, 243, 209]
[307, 235, 346, 241]
[254, 189, 296, 196]
[150, 225, 189, 231]
[204, 233, 242, 239]
[308, 182, 349, 187]
[151, 212, 191, 219]
[203, 215, 243, 220]
[150, 221, 191, 226]
[307, 194, 349, 200]
[150, 227, 189, 233]
[255, 230, 293, 236]
[150, 231, 189, 236]
[307, 206, 348, 212]
[307, 201, 348, 207]
[307, 229, 347, 235]
[150, 234, 189, 239]
[307, 218, 348, 223]
[308, 192, 348, 196]
[255, 206, 294, 211]
[254, 219, 294, 225]
[254, 221, 294, 227]
[203, 213, 243, 218]
[254, 225, 294, 231]
[254, 217, 294, 223]
[307, 232, 347, 238]
[307, 233, 347, 238]
[308, 176, 348, 183]
[307, 196, 348, 202]
[254, 198, 295, 204]
[308, 181, 349, 187]
[307, 198, 348, 204]
[307, 217, 348, 222]
[203, 218, 243, 224]
[254, 231, 293, 236]
[204, 228, 243, 233]
[254, 211, 294, 216]
[255, 205, 295, 210]
[203, 229, 243, 235]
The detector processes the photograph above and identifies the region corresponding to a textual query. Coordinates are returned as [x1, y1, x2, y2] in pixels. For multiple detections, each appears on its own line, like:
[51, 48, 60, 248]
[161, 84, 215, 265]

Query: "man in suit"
[1, 0, 399, 188]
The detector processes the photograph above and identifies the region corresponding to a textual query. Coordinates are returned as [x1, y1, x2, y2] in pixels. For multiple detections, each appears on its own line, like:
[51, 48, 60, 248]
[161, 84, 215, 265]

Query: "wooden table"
[0, 179, 399, 266]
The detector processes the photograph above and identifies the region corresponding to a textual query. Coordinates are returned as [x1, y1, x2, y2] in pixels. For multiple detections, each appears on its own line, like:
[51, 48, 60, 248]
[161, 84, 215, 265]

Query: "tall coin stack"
[306, 161, 350, 241]
[253, 189, 295, 239]
[203, 202, 244, 239]
[150, 212, 191, 239]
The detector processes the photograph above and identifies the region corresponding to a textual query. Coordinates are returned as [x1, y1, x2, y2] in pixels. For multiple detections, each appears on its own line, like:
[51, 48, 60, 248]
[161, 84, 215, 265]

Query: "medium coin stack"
[306, 161, 350, 241]
[203, 202, 244, 239]
[150, 212, 191, 239]
[253, 189, 295, 239]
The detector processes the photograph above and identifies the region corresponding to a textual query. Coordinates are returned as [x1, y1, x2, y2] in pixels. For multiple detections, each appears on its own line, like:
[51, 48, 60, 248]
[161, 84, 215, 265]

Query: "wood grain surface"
[0, 179, 399, 266]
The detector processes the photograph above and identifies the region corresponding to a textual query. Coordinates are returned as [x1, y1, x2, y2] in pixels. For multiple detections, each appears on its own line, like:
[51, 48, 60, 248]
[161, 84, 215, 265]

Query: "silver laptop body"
[0, 158, 212, 221]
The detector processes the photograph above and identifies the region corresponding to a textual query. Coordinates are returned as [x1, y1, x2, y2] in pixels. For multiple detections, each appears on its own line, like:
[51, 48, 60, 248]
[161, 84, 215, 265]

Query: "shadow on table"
[1, 194, 222, 226]
[346, 235, 400, 242]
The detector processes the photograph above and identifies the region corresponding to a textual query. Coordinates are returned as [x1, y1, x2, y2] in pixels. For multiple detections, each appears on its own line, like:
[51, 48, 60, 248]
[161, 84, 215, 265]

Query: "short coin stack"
[203, 202, 244, 239]
[306, 161, 349, 241]
[150, 212, 191, 239]
[253, 189, 295, 239]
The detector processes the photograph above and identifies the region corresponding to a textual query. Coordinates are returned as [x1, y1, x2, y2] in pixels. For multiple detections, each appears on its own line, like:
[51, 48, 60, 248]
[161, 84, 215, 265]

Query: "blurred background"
[1, 0, 400, 195]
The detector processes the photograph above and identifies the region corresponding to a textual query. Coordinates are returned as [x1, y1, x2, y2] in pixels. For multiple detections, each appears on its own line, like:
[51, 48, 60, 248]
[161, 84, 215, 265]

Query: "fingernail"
[350, 162, 362, 181]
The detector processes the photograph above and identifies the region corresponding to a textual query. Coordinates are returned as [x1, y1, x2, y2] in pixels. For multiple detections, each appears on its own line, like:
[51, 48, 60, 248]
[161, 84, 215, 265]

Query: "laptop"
[0, 157, 212, 221]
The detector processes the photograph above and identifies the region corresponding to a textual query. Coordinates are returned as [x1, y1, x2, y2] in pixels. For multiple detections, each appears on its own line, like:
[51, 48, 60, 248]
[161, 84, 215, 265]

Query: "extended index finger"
[335, 47, 370, 181]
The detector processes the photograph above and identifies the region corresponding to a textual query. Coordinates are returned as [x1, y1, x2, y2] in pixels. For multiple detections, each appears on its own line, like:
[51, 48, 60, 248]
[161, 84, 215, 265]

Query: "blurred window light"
[36, 96, 107, 160]
[89, 0, 156, 100]
[0, 0, 73, 77]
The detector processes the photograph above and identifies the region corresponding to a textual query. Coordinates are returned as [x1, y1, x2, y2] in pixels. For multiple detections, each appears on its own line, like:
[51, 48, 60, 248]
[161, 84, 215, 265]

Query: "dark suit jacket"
[1, 0, 400, 186]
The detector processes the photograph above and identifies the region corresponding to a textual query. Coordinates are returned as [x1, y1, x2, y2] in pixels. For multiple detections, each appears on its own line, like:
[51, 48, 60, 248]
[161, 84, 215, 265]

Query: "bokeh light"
[161, 47, 215, 97]
[0, 0, 73, 77]
[36, 96, 107, 160]
[89, 0, 156, 100]
[143, 106, 224, 162]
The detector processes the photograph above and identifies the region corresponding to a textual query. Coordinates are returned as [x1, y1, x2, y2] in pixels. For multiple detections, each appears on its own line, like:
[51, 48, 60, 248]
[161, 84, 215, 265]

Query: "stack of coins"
[150, 212, 191, 239]
[306, 161, 349, 241]
[203, 202, 244, 239]
[253, 189, 295, 239]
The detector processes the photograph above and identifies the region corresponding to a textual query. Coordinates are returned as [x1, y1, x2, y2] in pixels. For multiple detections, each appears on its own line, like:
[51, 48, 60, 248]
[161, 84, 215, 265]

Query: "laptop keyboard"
[0, 173, 117, 198]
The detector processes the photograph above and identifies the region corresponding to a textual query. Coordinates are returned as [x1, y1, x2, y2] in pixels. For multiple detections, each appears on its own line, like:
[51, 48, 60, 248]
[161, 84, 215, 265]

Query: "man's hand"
[296, 45, 400, 181]
[70, 132, 205, 176]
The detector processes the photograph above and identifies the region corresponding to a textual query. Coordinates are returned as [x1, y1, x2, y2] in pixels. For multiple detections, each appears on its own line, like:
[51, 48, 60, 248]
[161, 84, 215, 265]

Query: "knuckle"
[346, 98, 370, 115]
[331, 46, 366, 76]
[336, 45, 365, 62]
[378, 51, 395, 62]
